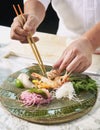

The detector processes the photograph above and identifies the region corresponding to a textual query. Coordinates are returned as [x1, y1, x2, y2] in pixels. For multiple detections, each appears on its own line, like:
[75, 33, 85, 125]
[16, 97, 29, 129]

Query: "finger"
[10, 31, 26, 42]
[74, 63, 83, 72]
[24, 24, 36, 36]
[32, 37, 39, 42]
[53, 49, 68, 69]
[76, 65, 89, 73]
[75, 61, 91, 72]
[81, 65, 89, 72]
[21, 36, 39, 43]
[12, 15, 24, 28]
[11, 21, 28, 37]
[23, 16, 36, 33]
[59, 50, 75, 72]
[14, 26, 29, 36]
[13, 16, 35, 36]
[53, 57, 63, 69]
[66, 56, 81, 73]
[73, 62, 85, 73]
[13, 16, 24, 27]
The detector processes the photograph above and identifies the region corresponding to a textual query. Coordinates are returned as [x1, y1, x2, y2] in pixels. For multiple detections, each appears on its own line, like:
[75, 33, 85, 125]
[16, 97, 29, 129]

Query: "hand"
[53, 37, 93, 73]
[10, 14, 39, 43]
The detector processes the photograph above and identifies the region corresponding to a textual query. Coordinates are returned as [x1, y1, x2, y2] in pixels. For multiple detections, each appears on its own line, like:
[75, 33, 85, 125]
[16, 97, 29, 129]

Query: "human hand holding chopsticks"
[10, 13, 39, 43]
[11, 4, 47, 76]
[10, 5, 92, 74]
[11, 0, 45, 43]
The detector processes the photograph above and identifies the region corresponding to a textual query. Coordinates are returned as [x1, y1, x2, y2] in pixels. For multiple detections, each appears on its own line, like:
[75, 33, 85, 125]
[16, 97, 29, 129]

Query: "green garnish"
[28, 88, 48, 99]
[15, 79, 24, 88]
[70, 74, 97, 94]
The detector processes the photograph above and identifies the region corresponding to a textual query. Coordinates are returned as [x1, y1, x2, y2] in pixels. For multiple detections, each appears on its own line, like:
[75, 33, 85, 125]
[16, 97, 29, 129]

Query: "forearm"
[24, 0, 46, 25]
[84, 23, 100, 52]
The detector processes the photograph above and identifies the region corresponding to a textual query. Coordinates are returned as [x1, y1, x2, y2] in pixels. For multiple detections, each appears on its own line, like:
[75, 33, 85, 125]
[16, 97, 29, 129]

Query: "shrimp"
[31, 72, 69, 89]
[46, 69, 69, 83]
[46, 69, 60, 80]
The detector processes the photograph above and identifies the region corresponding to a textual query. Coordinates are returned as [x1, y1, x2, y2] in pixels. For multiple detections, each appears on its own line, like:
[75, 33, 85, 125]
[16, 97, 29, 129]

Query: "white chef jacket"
[24, 0, 100, 39]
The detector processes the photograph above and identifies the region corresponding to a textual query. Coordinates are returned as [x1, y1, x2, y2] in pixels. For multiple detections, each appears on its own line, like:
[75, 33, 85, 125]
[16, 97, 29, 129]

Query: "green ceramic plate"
[0, 65, 98, 124]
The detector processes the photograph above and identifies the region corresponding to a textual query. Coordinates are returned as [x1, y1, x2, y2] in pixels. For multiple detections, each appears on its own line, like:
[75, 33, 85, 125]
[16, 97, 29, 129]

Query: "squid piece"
[17, 73, 35, 88]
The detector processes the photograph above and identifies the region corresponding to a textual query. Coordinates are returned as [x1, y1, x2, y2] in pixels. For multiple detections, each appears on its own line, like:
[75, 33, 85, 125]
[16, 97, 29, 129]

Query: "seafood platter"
[0, 65, 98, 124]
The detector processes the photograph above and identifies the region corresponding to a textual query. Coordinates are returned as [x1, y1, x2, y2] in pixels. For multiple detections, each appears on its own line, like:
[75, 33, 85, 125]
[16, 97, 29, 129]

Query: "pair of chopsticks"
[13, 4, 47, 76]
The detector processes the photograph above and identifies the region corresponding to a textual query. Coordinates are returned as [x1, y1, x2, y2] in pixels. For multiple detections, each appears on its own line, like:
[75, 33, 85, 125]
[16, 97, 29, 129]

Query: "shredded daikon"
[56, 82, 77, 100]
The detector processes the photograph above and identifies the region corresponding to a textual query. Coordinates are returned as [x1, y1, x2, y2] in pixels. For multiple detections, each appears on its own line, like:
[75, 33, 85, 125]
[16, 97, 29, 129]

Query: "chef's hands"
[53, 37, 93, 73]
[10, 14, 39, 43]
[11, 15, 94, 73]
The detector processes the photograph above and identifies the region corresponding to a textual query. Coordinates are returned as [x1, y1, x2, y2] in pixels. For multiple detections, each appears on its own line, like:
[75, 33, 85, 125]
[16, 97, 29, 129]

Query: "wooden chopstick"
[13, 4, 47, 76]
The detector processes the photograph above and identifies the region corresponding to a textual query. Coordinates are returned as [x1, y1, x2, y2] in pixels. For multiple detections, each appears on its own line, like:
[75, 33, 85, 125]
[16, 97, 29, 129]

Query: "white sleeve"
[24, 0, 50, 10]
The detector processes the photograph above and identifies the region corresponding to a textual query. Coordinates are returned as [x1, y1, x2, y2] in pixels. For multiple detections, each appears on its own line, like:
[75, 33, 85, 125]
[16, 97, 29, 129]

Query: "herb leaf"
[70, 74, 97, 94]
[28, 88, 48, 99]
